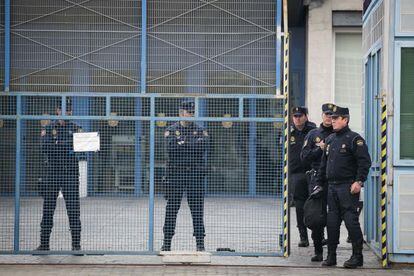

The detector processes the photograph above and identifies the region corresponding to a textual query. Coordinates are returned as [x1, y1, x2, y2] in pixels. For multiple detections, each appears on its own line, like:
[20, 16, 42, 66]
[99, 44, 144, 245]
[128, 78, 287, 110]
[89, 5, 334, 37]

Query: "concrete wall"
[305, 0, 362, 122]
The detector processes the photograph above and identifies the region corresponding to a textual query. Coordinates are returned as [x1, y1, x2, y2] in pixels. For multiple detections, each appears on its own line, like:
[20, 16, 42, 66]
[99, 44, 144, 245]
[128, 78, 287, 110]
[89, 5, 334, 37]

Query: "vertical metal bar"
[13, 95, 22, 252]
[135, 98, 142, 196]
[106, 96, 111, 116]
[282, 0, 290, 257]
[140, 0, 147, 93]
[5, 0, 10, 92]
[148, 96, 155, 251]
[239, 97, 244, 118]
[248, 99, 257, 196]
[61, 96, 66, 116]
[276, 0, 282, 94]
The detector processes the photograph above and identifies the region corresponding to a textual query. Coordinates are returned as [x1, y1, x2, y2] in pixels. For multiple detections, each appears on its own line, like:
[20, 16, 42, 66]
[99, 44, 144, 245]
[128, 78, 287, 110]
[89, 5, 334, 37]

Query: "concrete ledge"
[160, 251, 211, 264]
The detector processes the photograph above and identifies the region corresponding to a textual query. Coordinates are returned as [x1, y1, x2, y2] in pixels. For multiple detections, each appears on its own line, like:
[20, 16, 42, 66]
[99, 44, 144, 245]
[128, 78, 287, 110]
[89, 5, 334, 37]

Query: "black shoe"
[311, 254, 323, 262]
[343, 255, 363, 268]
[322, 253, 337, 266]
[322, 238, 328, 246]
[71, 245, 83, 256]
[343, 242, 363, 268]
[161, 244, 171, 251]
[35, 244, 49, 251]
[298, 238, 309, 247]
[196, 238, 205, 252]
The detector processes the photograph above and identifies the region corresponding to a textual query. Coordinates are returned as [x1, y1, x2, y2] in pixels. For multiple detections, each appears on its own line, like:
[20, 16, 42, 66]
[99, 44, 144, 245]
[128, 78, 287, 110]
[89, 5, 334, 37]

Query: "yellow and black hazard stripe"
[282, 0, 290, 258]
[380, 98, 388, 268]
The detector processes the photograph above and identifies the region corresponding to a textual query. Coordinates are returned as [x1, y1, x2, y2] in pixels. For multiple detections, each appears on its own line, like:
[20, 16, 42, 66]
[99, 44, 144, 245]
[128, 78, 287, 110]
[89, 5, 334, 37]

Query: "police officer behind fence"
[37, 104, 83, 252]
[161, 101, 209, 251]
[300, 103, 335, 262]
[289, 106, 316, 247]
[315, 106, 371, 268]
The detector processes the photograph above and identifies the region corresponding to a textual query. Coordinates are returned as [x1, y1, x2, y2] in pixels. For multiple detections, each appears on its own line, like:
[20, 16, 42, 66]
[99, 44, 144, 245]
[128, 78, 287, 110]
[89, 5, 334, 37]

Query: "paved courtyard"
[0, 196, 390, 274]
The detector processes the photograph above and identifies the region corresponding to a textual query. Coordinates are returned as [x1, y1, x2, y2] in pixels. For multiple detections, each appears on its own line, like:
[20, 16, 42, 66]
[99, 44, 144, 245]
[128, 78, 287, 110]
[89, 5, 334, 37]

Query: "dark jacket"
[316, 125, 372, 186]
[289, 121, 316, 174]
[301, 123, 334, 171]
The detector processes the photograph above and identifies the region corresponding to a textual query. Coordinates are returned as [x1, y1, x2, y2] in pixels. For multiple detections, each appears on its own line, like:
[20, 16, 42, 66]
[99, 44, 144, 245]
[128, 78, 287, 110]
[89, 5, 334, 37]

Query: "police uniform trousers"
[308, 174, 327, 252]
[326, 182, 363, 247]
[40, 163, 81, 245]
[291, 172, 309, 239]
[163, 167, 205, 240]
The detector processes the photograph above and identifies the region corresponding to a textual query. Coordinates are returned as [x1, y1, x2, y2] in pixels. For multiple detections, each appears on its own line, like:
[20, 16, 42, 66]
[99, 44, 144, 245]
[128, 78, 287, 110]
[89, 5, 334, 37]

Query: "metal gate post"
[13, 95, 21, 253]
[148, 96, 155, 251]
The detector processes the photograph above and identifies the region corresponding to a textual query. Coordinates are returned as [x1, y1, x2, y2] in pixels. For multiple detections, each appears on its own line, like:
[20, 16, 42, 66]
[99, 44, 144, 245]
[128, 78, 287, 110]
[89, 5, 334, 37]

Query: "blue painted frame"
[394, 0, 414, 37]
[363, 0, 383, 22]
[393, 41, 414, 166]
[4, 0, 10, 92]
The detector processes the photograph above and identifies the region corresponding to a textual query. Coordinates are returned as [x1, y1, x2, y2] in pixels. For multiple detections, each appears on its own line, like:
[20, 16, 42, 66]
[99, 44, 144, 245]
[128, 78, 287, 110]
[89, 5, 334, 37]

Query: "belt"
[328, 179, 354, 185]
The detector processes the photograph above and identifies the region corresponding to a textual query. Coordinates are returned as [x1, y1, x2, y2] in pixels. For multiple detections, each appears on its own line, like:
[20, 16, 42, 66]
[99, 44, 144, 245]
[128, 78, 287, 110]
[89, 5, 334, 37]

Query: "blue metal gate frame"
[1, 0, 285, 256]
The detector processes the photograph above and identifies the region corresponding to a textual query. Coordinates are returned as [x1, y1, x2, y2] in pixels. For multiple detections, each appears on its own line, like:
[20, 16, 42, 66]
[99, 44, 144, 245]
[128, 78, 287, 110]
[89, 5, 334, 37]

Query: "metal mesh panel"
[0, 119, 16, 252]
[19, 118, 149, 252]
[10, 0, 141, 93]
[147, 0, 277, 94]
[1, 94, 284, 254]
[152, 98, 283, 253]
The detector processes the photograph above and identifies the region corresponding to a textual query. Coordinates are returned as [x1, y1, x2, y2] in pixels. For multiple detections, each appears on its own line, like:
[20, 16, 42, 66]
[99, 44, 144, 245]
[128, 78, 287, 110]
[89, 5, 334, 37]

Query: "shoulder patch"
[164, 130, 170, 137]
[41, 129, 46, 137]
[356, 139, 364, 146]
[175, 130, 181, 137]
[203, 130, 208, 137]
[315, 136, 321, 143]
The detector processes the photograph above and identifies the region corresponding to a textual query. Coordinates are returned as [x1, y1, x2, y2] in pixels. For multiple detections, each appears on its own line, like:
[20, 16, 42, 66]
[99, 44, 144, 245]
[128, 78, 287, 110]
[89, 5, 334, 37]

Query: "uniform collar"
[320, 123, 333, 132]
[335, 125, 350, 135]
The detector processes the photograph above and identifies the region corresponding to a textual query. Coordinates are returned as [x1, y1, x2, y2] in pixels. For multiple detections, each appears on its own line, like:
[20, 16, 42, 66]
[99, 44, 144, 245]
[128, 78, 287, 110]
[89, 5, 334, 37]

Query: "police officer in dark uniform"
[289, 106, 316, 247]
[300, 103, 335, 261]
[315, 106, 371, 268]
[161, 101, 209, 251]
[37, 104, 82, 251]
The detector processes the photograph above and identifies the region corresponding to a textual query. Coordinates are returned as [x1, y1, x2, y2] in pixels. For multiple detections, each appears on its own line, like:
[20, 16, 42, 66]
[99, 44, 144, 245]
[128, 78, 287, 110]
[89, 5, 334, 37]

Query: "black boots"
[311, 242, 323, 262]
[160, 237, 205, 251]
[71, 230, 81, 251]
[343, 242, 364, 268]
[161, 237, 172, 251]
[36, 231, 50, 251]
[298, 229, 309, 247]
[196, 237, 205, 251]
[322, 245, 337, 266]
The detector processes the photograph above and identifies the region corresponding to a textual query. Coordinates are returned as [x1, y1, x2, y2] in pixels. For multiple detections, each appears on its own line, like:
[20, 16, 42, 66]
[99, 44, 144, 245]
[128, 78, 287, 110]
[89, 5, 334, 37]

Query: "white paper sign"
[73, 132, 100, 152]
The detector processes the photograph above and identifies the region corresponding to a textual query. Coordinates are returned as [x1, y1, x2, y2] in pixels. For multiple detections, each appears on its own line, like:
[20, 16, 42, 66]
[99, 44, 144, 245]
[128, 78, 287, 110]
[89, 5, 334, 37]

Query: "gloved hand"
[310, 185, 323, 198]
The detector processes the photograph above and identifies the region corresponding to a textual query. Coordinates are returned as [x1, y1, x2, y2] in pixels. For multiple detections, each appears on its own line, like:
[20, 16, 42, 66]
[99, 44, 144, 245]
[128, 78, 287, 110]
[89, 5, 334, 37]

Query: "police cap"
[179, 100, 195, 113]
[291, 106, 308, 116]
[331, 106, 349, 118]
[322, 103, 335, 115]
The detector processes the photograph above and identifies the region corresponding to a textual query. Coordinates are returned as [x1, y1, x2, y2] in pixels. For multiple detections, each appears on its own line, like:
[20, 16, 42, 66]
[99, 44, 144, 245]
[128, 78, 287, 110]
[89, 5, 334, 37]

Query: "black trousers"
[291, 172, 309, 238]
[163, 168, 205, 239]
[327, 183, 363, 247]
[40, 166, 81, 243]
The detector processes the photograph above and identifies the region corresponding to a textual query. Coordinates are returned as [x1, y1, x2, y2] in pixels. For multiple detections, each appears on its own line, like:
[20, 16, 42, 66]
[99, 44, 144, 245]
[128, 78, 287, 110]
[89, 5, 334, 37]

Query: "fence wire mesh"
[0, 96, 284, 254]
[1, 0, 284, 255]
[147, 0, 277, 94]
